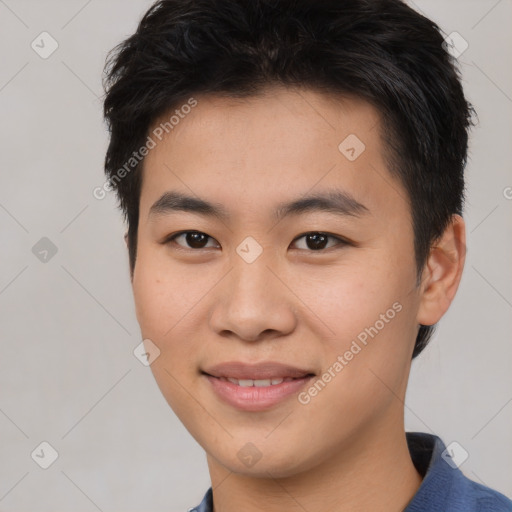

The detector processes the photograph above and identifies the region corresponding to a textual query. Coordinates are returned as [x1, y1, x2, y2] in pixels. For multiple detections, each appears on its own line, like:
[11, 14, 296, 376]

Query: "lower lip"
[204, 374, 313, 412]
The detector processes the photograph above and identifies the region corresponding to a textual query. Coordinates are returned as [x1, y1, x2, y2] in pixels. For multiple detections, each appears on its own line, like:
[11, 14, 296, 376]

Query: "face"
[131, 86, 424, 477]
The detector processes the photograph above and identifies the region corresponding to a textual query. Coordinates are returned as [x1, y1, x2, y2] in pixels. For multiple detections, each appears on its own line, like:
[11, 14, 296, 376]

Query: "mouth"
[202, 360, 315, 380]
[201, 361, 315, 411]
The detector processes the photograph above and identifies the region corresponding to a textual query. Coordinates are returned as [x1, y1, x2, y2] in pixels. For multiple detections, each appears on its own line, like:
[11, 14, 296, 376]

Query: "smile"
[218, 376, 298, 387]
[203, 374, 314, 411]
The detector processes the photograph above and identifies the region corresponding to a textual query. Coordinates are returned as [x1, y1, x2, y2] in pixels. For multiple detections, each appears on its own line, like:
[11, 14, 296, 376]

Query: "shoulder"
[467, 479, 512, 512]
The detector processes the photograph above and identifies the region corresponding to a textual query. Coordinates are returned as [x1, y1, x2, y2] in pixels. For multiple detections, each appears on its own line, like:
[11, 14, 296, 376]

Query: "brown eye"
[164, 230, 347, 252]
[166, 231, 219, 250]
[292, 232, 347, 251]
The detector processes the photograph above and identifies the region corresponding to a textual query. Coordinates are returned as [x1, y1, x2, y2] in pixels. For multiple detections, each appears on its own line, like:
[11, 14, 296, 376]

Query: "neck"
[206, 417, 423, 512]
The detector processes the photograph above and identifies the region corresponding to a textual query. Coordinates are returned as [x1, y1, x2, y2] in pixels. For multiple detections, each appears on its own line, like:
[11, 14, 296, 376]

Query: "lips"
[202, 361, 315, 381]
[202, 362, 315, 411]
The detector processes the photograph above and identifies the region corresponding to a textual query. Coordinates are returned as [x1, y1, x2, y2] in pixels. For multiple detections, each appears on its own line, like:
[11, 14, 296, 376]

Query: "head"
[102, 0, 472, 476]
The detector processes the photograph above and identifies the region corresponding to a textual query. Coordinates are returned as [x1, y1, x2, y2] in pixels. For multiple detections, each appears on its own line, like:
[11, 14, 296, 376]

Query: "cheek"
[307, 257, 417, 387]
[131, 251, 204, 412]
[297, 303, 415, 447]
[132, 248, 188, 344]
[131, 248, 214, 380]
[304, 262, 400, 337]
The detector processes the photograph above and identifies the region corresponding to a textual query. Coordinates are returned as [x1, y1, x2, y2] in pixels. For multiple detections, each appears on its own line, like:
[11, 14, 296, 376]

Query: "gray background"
[0, 0, 511, 511]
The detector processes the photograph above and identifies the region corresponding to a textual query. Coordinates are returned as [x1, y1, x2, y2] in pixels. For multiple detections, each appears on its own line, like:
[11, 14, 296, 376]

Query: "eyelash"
[163, 230, 350, 252]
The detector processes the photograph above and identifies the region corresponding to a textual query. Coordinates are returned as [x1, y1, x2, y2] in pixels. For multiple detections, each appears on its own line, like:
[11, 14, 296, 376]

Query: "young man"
[101, 0, 512, 510]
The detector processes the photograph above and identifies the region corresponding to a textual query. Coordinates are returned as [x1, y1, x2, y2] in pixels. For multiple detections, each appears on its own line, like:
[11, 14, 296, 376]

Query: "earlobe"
[416, 214, 466, 326]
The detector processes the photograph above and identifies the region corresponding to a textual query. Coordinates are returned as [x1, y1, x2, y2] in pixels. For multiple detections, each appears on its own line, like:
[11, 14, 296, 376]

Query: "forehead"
[139, 86, 409, 225]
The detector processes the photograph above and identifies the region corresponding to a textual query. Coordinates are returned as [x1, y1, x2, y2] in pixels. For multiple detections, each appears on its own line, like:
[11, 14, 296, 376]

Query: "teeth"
[223, 377, 288, 387]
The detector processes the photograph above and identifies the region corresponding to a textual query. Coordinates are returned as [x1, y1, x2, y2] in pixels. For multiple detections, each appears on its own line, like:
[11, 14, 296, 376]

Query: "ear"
[123, 231, 134, 283]
[416, 214, 466, 326]
[123, 231, 133, 284]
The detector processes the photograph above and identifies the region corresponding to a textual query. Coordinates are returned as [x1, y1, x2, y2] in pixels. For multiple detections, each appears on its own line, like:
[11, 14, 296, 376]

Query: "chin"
[207, 438, 317, 479]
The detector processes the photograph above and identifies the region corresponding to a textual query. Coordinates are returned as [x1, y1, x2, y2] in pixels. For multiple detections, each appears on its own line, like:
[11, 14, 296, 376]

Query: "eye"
[291, 232, 348, 251]
[165, 231, 220, 250]
[163, 230, 349, 252]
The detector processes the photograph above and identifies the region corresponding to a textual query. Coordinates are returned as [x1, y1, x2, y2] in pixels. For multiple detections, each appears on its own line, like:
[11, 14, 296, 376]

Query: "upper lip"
[202, 361, 315, 380]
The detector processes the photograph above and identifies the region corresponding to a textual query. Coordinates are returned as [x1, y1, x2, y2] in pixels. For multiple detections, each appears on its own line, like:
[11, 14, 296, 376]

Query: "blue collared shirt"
[189, 432, 512, 511]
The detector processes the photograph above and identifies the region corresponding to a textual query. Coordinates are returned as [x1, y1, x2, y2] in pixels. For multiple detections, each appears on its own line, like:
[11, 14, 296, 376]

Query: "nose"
[208, 254, 297, 343]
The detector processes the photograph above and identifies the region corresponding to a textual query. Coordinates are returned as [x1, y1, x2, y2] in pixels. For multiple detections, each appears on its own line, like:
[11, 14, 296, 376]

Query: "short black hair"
[102, 0, 474, 359]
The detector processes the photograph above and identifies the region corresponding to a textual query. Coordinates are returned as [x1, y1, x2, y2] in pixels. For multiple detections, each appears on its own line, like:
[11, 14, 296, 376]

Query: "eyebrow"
[148, 189, 370, 222]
